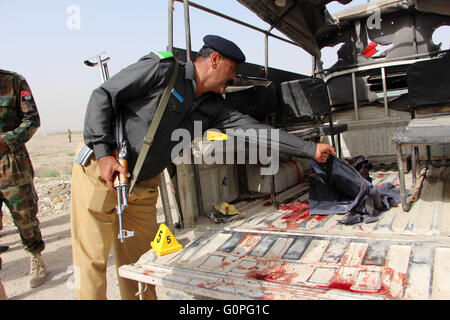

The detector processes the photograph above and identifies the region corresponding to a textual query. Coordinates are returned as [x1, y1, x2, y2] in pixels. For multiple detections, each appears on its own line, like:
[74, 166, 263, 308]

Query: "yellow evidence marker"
[151, 223, 183, 256]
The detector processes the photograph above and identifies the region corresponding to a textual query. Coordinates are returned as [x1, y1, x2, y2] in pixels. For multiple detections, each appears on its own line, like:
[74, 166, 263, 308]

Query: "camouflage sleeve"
[0, 77, 40, 152]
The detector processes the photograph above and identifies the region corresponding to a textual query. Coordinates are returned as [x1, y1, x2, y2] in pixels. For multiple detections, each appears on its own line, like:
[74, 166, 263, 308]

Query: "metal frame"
[394, 119, 450, 212]
[323, 56, 435, 121]
[169, 0, 302, 79]
[168, 0, 302, 211]
[169, 0, 436, 212]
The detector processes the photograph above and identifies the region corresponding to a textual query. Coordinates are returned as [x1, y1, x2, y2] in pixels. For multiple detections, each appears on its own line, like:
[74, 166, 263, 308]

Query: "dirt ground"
[0, 132, 167, 300]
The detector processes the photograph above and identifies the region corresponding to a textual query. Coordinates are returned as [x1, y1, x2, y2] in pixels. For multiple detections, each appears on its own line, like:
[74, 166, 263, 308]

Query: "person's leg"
[2, 181, 47, 288]
[70, 152, 117, 300]
[112, 176, 160, 300]
[2, 183, 44, 254]
[0, 201, 3, 232]
[0, 254, 6, 300]
[0, 150, 44, 255]
[0, 277, 6, 300]
[0, 150, 47, 288]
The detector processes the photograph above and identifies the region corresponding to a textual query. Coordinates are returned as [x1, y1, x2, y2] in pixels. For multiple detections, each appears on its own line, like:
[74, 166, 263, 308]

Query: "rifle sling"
[129, 59, 179, 194]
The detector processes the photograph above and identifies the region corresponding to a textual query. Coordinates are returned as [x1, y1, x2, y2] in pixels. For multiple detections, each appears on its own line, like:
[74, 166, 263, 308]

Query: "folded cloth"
[308, 156, 400, 225]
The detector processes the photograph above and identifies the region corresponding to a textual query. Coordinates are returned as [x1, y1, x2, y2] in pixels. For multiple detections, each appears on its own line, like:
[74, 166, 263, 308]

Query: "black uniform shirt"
[83, 52, 317, 183]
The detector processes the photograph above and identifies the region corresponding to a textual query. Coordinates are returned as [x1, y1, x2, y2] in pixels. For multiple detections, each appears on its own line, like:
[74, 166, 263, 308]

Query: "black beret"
[203, 35, 246, 64]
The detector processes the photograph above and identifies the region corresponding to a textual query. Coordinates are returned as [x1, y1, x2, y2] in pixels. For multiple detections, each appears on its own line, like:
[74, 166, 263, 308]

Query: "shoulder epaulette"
[154, 51, 174, 60]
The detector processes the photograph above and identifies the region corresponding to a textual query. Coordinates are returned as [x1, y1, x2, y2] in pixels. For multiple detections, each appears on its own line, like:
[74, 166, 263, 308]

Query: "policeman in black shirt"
[70, 35, 335, 300]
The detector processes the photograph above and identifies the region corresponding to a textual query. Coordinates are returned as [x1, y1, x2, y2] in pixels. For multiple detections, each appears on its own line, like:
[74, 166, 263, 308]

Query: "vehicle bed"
[119, 165, 450, 300]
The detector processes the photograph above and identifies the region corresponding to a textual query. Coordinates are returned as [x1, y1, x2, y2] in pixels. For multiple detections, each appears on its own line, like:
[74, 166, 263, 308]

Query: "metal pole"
[174, 0, 301, 48]
[183, 0, 192, 61]
[168, 0, 174, 52]
[396, 143, 410, 212]
[138, 282, 145, 300]
[312, 56, 316, 77]
[351, 72, 359, 120]
[159, 0, 177, 230]
[412, 14, 418, 55]
[96, 56, 107, 82]
[193, 162, 204, 216]
[264, 33, 269, 79]
[159, 172, 174, 228]
[381, 67, 389, 117]
[182, 0, 204, 217]
[270, 175, 278, 209]
[411, 145, 419, 186]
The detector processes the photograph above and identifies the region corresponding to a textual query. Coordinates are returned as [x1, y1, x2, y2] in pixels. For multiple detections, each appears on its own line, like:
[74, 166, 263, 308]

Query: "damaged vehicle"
[118, 0, 450, 300]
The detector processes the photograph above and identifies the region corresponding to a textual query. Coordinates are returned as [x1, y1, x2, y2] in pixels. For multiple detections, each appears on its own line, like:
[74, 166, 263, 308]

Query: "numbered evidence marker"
[151, 223, 183, 256]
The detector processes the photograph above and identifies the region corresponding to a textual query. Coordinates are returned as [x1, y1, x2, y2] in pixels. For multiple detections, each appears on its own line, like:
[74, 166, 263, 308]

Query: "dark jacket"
[308, 156, 400, 224]
[83, 53, 317, 182]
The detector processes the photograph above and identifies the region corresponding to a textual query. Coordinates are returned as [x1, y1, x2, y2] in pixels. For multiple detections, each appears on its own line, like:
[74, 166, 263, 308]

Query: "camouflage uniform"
[0, 254, 5, 299]
[0, 69, 44, 254]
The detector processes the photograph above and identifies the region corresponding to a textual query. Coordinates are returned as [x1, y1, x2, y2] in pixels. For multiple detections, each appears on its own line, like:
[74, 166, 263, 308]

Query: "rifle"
[84, 53, 135, 243]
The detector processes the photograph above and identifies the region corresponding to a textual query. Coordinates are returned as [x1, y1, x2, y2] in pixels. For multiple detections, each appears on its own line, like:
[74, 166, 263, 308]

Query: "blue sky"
[0, 0, 448, 133]
[1, 0, 309, 133]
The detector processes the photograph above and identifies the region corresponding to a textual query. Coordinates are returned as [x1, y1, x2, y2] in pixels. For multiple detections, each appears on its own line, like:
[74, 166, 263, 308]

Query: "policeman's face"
[209, 53, 237, 94]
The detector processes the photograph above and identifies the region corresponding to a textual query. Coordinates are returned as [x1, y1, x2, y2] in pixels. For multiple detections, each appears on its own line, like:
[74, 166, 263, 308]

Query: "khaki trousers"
[70, 143, 159, 300]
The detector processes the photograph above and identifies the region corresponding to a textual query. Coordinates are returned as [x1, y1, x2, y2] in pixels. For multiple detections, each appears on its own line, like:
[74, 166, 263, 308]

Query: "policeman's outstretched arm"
[211, 106, 337, 161]
[97, 155, 130, 192]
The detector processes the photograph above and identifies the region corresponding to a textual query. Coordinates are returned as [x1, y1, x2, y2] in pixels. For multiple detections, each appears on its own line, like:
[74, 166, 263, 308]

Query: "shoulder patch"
[21, 90, 33, 101]
[154, 51, 174, 60]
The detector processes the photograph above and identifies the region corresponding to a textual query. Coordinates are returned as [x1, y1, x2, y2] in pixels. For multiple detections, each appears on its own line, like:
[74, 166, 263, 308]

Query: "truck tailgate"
[119, 167, 450, 299]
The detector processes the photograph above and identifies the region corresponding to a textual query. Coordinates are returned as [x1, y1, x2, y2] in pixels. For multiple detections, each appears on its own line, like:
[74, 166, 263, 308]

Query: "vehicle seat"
[280, 77, 348, 158]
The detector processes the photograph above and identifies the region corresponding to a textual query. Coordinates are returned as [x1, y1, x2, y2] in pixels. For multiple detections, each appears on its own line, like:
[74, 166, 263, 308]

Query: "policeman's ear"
[210, 52, 221, 69]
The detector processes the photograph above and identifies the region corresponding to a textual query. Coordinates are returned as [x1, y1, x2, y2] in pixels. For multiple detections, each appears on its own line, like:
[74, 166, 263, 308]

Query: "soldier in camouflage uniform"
[0, 251, 5, 299]
[0, 69, 47, 288]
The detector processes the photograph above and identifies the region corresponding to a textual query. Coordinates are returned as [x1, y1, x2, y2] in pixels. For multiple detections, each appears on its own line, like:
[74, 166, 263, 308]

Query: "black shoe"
[0, 246, 9, 253]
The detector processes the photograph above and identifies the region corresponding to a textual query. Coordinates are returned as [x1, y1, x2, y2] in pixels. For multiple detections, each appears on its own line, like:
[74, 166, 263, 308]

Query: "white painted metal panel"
[119, 167, 450, 300]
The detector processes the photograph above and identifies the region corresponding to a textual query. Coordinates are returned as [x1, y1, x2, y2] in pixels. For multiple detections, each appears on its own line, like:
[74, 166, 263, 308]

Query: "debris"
[207, 212, 241, 224]
[213, 202, 241, 216]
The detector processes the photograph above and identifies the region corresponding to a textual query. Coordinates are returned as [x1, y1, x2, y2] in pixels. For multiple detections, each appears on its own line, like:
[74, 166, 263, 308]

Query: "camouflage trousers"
[0, 148, 45, 254]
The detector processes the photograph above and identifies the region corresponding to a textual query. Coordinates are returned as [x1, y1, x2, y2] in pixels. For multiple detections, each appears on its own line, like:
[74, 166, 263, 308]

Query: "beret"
[203, 35, 246, 64]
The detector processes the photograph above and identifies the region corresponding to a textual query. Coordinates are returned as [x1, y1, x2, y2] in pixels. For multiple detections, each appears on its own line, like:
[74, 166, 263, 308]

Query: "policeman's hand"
[314, 143, 336, 163]
[97, 155, 131, 192]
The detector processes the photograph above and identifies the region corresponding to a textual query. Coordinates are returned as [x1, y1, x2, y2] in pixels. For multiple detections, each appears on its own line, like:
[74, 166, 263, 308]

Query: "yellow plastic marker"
[206, 130, 228, 141]
[151, 223, 183, 256]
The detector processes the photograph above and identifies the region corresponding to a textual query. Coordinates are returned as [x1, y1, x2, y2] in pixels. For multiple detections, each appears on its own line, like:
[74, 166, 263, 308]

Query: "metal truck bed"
[119, 166, 450, 300]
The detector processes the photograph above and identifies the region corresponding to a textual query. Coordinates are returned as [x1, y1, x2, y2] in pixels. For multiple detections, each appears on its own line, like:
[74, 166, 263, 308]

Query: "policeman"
[0, 69, 47, 288]
[71, 35, 335, 300]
